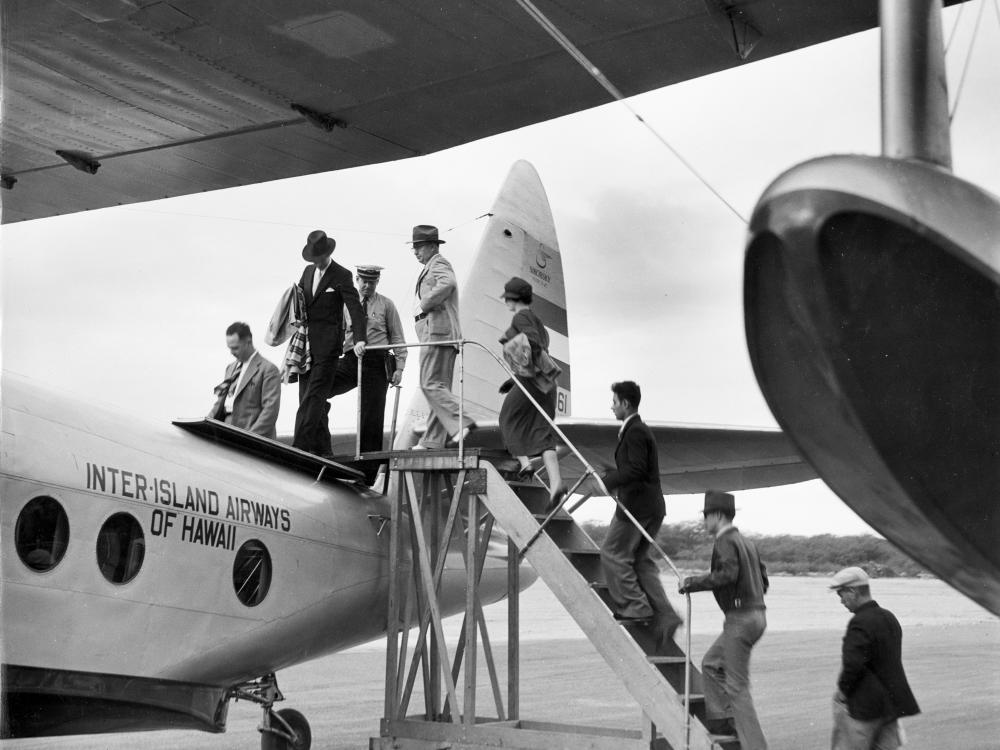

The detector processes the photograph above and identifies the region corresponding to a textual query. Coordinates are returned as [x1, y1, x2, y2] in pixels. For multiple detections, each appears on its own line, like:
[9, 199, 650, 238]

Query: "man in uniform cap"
[680, 490, 769, 749]
[292, 230, 367, 457]
[329, 265, 407, 482]
[409, 224, 475, 448]
[829, 567, 920, 749]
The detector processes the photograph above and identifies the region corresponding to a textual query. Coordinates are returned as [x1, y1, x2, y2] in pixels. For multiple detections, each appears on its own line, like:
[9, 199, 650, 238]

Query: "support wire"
[513, 0, 748, 226]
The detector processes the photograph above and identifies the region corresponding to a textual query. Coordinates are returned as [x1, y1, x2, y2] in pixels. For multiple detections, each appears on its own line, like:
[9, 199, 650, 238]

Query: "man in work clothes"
[330, 265, 407, 482]
[829, 566, 920, 750]
[209, 322, 281, 438]
[680, 490, 768, 749]
[599, 381, 682, 640]
[410, 224, 475, 449]
[292, 230, 367, 456]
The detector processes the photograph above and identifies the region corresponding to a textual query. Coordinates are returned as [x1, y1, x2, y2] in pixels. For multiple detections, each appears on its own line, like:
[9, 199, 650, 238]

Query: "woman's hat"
[410, 225, 445, 245]
[302, 230, 336, 261]
[501, 276, 532, 300]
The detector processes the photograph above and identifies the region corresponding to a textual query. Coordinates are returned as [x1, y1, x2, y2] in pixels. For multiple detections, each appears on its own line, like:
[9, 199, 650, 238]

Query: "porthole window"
[96, 513, 145, 584]
[233, 539, 271, 607]
[15, 496, 70, 572]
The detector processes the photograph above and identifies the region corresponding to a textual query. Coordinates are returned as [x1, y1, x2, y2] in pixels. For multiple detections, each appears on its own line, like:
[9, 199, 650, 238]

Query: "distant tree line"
[580, 520, 926, 578]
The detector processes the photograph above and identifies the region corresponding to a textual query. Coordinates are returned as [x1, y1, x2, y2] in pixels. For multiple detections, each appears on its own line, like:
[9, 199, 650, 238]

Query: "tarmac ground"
[5, 619, 998, 750]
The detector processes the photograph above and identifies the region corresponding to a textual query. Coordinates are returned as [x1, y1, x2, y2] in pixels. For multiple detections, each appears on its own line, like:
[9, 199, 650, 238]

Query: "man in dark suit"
[599, 381, 682, 638]
[292, 230, 367, 456]
[829, 567, 920, 750]
[209, 322, 281, 438]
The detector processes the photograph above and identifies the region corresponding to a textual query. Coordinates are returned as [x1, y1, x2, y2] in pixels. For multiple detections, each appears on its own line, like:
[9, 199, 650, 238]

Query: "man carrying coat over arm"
[292, 230, 367, 457]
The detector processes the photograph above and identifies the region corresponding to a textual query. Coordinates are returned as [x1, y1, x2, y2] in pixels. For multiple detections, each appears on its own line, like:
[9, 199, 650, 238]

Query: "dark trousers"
[330, 350, 390, 463]
[601, 513, 678, 622]
[293, 339, 340, 456]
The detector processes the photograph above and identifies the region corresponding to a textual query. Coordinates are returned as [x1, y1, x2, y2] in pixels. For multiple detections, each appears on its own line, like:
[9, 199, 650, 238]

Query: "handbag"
[501, 332, 534, 378]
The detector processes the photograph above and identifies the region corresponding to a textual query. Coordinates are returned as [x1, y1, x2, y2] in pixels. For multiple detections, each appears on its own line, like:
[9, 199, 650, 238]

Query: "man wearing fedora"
[209, 322, 281, 439]
[292, 230, 368, 457]
[410, 224, 475, 449]
[829, 567, 919, 750]
[679, 490, 769, 749]
[329, 265, 407, 481]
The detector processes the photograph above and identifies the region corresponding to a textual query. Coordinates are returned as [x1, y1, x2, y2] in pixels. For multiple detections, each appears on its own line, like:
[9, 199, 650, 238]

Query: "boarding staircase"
[369, 449, 739, 750]
[351, 339, 739, 749]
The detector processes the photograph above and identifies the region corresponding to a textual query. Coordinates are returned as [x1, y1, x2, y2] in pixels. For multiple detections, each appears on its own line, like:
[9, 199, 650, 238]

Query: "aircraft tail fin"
[395, 160, 571, 448]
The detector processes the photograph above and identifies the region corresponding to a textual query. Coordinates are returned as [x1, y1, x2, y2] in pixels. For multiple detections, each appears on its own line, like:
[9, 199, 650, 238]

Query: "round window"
[15, 496, 70, 572]
[233, 539, 272, 606]
[96, 513, 145, 584]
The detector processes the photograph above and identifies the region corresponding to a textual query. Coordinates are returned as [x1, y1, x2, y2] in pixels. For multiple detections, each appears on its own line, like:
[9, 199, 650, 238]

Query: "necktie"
[228, 360, 243, 395]
[362, 295, 370, 314]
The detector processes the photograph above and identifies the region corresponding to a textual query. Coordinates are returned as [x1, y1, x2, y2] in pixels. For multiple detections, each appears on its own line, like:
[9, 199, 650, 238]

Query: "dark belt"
[414, 311, 429, 322]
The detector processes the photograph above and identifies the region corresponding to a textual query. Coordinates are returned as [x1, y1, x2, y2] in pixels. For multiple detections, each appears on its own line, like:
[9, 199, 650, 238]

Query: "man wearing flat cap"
[679, 491, 769, 749]
[329, 265, 407, 481]
[829, 567, 919, 750]
[292, 230, 367, 457]
[410, 224, 475, 449]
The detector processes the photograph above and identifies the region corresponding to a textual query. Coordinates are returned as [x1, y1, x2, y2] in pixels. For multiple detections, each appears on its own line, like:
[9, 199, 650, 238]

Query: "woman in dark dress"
[498, 277, 567, 506]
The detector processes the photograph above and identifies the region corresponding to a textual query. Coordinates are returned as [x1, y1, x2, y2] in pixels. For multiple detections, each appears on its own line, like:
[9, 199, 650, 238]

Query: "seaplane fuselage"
[1, 375, 499, 736]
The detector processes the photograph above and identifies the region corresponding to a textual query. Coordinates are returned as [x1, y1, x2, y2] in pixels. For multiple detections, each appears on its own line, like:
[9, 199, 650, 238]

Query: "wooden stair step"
[647, 656, 688, 665]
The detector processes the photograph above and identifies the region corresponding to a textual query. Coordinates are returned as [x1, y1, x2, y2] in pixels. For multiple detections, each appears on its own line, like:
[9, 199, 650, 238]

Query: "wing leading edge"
[0, 0, 965, 223]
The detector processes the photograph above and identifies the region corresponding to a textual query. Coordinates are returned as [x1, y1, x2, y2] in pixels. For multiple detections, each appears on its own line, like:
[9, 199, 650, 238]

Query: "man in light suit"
[599, 381, 682, 638]
[411, 224, 475, 449]
[292, 229, 367, 456]
[209, 322, 281, 438]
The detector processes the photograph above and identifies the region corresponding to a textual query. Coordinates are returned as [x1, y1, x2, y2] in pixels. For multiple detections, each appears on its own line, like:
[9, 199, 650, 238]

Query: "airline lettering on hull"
[148, 508, 237, 550]
[85, 462, 292, 533]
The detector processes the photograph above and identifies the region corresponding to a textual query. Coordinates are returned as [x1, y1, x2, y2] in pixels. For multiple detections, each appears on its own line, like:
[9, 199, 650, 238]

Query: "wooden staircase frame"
[357, 339, 736, 749]
[369, 451, 734, 750]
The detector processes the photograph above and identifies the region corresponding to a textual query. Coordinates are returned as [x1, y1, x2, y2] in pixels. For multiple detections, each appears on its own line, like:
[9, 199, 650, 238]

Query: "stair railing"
[356, 338, 695, 747]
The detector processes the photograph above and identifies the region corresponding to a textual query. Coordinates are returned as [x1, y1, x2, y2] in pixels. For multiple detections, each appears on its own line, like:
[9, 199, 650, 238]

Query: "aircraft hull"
[0, 376, 510, 736]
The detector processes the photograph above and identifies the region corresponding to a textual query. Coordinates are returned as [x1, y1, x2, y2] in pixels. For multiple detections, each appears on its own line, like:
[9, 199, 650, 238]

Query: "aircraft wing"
[342, 419, 816, 495]
[0, 0, 963, 223]
[556, 419, 817, 494]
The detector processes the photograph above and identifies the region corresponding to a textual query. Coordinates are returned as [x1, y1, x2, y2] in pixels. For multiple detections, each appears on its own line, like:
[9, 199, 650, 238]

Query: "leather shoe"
[704, 718, 737, 737]
[447, 422, 477, 446]
[546, 484, 568, 512]
[613, 612, 652, 623]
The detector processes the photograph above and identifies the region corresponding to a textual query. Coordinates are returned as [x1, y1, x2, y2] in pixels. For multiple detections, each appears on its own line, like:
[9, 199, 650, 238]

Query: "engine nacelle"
[744, 154, 1000, 613]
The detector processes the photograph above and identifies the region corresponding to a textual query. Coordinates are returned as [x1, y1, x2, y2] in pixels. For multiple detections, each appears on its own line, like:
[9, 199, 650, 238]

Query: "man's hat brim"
[302, 230, 336, 261]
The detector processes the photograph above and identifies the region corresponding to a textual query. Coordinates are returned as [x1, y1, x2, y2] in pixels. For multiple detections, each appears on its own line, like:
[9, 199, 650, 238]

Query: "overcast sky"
[3, 3, 998, 536]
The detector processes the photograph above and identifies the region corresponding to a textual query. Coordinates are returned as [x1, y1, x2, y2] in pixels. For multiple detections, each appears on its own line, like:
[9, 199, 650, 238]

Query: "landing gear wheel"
[261, 708, 311, 750]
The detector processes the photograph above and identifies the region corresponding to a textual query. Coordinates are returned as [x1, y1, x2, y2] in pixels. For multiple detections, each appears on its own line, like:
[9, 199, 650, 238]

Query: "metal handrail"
[355, 337, 694, 747]
[456, 338, 694, 748]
